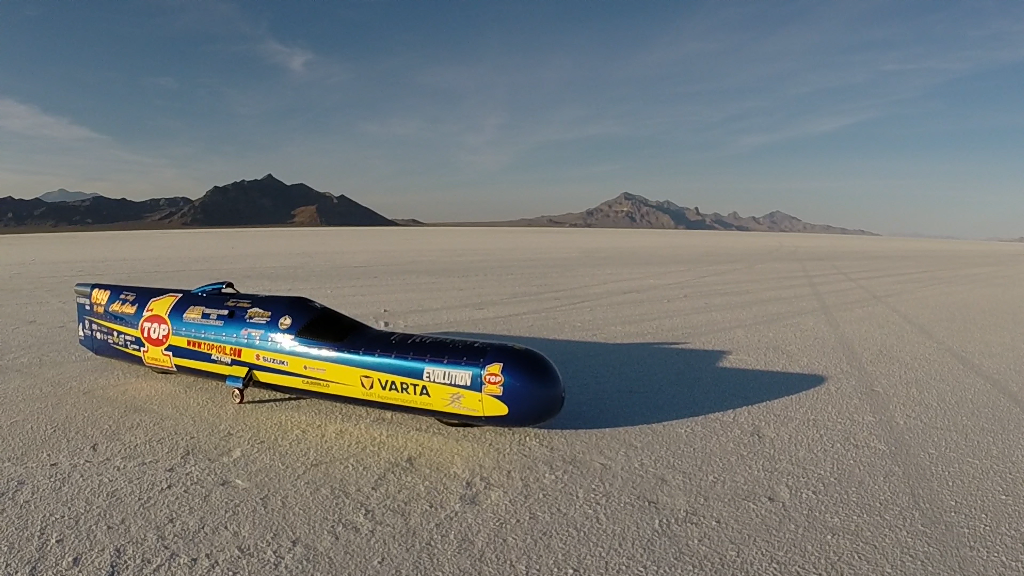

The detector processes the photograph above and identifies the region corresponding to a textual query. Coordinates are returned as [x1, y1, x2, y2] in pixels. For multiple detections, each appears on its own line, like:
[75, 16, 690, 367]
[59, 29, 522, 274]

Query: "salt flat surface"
[2, 227, 1024, 575]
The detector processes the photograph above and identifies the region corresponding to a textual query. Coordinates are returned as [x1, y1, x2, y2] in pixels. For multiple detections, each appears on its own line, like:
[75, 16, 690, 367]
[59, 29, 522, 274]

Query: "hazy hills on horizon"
[434, 192, 879, 236]
[37, 188, 102, 203]
[0, 177, 893, 236]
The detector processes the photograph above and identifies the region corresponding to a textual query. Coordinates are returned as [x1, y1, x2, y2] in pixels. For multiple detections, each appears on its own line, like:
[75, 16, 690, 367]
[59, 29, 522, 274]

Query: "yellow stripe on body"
[252, 363, 493, 417]
[112, 342, 245, 376]
[202, 341, 494, 416]
[250, 371, 349, 395]
[176, 358, 247, 377]
[479, 394, 509, 416]
[112, 344, 141, 357]
[90, 317, 140, 337]
[94, 317, 506, 417]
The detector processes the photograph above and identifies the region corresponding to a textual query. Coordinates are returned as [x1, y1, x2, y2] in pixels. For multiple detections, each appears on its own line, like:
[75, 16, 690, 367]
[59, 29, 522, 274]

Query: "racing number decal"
[91, 288, 111, 314]
[139, 294, 182, 370]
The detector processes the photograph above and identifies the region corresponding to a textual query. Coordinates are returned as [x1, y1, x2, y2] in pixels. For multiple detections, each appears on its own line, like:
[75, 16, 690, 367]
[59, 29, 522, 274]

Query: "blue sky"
[1, 1, 1022, 238]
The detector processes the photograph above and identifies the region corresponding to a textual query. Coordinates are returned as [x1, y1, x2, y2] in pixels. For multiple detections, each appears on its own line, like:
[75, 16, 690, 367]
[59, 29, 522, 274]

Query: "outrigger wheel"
[227, 372, 251, 405]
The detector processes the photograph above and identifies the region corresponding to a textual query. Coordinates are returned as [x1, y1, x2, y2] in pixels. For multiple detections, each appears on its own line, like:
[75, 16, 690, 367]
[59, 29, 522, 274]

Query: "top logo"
[482, 363, 504, 396]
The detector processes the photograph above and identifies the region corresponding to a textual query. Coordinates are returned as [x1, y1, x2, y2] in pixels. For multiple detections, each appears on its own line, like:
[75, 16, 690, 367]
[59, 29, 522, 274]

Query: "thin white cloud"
[359, 105, 638, 173]
[260, 39, 314, 73]
[734, 110, 881, 150]
[0, 138, 206, 200]
[598, 3, 1024, 154]
[146, 76, 180, 89]
[0, 96, 203, 200]
[0, 98, 103, 141]
[164, 1, 321, 76]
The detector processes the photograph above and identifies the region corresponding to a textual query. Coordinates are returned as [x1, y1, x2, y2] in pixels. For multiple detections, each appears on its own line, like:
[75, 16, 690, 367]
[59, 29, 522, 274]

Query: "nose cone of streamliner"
[484, 344, 565, 427]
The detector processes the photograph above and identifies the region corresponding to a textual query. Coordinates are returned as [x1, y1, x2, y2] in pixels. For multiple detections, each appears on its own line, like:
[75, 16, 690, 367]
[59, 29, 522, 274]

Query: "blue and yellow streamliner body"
[74, 281, 564, 427]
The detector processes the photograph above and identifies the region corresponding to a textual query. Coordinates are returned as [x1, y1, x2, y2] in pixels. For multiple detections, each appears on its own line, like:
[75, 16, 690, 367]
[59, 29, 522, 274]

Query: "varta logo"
[359, 374, 431, 397]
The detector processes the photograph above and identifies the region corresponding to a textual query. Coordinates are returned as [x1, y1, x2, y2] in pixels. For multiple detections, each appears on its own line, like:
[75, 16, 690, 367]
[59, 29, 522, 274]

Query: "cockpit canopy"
[295, 306, 368, 344]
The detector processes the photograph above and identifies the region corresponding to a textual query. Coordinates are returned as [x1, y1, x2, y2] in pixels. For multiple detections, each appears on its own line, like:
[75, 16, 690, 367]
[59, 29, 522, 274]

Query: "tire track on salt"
[831, 264, 1024, 412]
[801, 258, 982, 575]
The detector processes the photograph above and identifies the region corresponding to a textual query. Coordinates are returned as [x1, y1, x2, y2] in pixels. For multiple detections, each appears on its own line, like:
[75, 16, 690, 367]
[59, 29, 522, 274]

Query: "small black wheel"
[231, 388, 244, 404]
[435, 418, 479, 428]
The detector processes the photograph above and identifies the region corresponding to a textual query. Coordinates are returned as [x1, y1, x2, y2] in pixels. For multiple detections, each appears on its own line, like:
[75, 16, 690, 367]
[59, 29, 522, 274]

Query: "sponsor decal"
[118, 292, 136, 302]
[91, 288, 111, 314]
[240, 328, 264, 340]
[245, 308, 272, 324]
[278, 315, 293, 330]
[442, 392, 479, 414]
[303, 364, 327, 374]
[422, 366, 473, 387]
[225, 299, 252, 308]
[482, 363, 504, 396]
[139, 294, 181, 371]
[107, 300, 139, 316]
[357, 374, 438, 410]
[185, 339, 243, 359]
[301, 379, 331, 389]
[78, 323, 84, 339]
[211, 354, 233, 364]
[182, 305, 228, 326]
[360, 376, 432, 397]
[76, 296, 89, 305]
[254, 353, 288, 367]
[141, 318, 170, 347]
[182, 306, 202, 322]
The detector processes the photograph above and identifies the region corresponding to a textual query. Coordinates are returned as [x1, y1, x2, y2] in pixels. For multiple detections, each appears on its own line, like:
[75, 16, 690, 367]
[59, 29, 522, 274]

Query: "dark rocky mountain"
[37, 189, 101, 202]
[168, 174, 396, 227]
[453, 192, 879, 236]
[1, 195, 191, 229]
[1, 174, 395, 231]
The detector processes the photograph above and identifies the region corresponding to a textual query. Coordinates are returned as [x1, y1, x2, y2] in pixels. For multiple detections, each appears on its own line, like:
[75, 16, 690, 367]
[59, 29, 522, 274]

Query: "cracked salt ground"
[2, 227, 1024, 575]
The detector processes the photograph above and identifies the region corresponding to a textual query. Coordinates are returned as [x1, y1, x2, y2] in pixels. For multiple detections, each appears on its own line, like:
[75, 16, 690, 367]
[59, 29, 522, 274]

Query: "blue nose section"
[485, 344, 565, 426]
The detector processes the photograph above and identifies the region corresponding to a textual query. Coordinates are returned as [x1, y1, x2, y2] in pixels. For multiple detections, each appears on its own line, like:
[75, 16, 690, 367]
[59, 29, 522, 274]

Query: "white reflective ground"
[2, 227, 1023, 575]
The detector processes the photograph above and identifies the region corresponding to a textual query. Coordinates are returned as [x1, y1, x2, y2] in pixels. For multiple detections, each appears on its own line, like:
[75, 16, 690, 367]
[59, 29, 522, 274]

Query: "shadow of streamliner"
[435, 333, 826, 430]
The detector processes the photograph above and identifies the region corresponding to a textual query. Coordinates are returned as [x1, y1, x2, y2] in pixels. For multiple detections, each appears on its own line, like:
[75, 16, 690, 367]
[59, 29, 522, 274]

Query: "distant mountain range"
[37, 189, 101, 202]
[436, 192, 880, 236]
[2, 179, 881, 236]
[1, 174, 395, 231]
